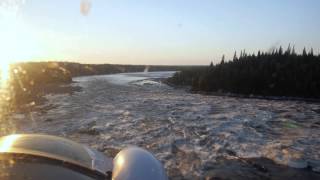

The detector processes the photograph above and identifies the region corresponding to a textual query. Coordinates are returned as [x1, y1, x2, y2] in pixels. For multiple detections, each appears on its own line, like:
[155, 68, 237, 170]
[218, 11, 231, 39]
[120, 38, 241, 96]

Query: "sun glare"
[112, 154, 125, 179]
[0, 61, 11, 87]
[0, 134, 20, 152]
[0, 0, 44, 87]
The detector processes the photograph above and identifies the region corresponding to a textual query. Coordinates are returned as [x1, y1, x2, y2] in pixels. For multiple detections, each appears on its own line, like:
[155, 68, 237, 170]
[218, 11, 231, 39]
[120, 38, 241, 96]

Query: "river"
[8, 71, 320, 179]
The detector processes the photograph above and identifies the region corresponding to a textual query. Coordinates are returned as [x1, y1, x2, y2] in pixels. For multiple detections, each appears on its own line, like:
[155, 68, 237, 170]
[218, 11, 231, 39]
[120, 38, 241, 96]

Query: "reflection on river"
[7, 72, 320, 179]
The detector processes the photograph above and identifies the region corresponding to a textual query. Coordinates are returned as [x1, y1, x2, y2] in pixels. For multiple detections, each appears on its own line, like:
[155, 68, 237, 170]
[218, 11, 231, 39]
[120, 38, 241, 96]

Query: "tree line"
[167, 45, 320, 98]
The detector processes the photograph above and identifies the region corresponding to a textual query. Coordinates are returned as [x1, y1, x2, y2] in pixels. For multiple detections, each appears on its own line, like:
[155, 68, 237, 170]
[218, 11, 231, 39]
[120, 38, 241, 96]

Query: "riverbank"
[165, 80, 320, 103]
[167, 77, 320, 103]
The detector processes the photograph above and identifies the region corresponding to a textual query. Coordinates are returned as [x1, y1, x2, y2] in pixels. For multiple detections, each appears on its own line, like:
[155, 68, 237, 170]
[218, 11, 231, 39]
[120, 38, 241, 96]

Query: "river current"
[8, 72, 320, 179]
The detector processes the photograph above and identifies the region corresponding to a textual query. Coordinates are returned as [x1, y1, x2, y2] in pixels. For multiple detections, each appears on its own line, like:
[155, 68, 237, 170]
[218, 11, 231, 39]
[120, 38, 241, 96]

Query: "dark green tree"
[303, 47, 307, 56]
[168, 45, 320, 99]
[233, 51, 238, 61]
[221, 55, 225, 64]
[279, 46, 283, 55]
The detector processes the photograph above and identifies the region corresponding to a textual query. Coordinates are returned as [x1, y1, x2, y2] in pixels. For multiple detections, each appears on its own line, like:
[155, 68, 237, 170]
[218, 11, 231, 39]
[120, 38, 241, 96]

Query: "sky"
[0, 0, 320, 65]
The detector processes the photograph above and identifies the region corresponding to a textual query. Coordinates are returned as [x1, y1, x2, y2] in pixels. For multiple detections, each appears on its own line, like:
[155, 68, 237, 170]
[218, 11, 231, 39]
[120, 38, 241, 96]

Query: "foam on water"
[8, 72, 320, 178]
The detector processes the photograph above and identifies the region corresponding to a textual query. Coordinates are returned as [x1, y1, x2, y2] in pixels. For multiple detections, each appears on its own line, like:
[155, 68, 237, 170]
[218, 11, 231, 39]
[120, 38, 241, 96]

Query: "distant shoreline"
[165, 81, 320, 103]
[193, 90, 320, 103]
[8, 62, 185, 112]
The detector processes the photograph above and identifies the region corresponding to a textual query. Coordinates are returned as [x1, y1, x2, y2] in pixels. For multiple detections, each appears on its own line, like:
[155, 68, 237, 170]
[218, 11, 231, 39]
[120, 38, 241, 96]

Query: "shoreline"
[13, 82, 82, 113]
[165, 81, 320, 103]
[192, 90, 320, 103]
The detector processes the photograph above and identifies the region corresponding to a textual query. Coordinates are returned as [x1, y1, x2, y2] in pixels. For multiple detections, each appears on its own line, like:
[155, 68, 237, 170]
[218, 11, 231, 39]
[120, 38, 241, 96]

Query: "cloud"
[80, 0, 91, 16]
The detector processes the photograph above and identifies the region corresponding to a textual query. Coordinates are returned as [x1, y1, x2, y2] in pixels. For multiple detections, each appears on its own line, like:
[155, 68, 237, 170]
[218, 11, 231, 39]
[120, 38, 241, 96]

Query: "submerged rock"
[78, 121, 104, 135]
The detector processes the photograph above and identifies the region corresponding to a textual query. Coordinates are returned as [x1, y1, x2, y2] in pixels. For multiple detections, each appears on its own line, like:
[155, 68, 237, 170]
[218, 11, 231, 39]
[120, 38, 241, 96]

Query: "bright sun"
[0, 61, 10, 87]
[0, 0, 43, 87]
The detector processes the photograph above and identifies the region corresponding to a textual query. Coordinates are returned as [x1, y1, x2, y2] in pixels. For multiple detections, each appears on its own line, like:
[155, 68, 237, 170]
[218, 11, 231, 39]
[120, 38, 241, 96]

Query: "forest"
[167, 46, 320, 99]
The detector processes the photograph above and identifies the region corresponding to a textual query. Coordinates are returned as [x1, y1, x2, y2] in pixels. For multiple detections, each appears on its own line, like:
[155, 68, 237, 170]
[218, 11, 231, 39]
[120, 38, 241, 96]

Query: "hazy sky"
[1, 0, 320, 65]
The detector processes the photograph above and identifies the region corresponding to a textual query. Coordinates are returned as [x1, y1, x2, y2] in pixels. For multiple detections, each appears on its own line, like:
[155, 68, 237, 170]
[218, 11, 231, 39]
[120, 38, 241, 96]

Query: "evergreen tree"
[303, 47, 307, 56]
[243, 50, 247, 57]
[220, 55, 225, 64]
[168, 45, 320, 99]
[309, 48, 314, 56]
[279, 46, 283, 55]
[292, 45, 296, 55]
[285, 43, 291, 55]
[233, 51, 238, 61]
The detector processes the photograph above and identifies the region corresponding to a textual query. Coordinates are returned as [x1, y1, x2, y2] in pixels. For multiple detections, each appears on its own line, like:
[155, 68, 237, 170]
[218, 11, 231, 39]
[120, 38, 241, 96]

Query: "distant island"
[167, 46, 320, 99]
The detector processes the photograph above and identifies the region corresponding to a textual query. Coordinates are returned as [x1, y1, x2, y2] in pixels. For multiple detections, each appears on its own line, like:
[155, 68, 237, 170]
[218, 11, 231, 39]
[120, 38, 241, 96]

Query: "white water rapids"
[8, 71, 320, 179]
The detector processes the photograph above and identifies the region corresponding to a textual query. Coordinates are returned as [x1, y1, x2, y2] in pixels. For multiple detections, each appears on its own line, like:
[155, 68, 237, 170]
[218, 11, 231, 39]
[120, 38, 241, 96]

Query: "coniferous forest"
[168, 46, 320, 99]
